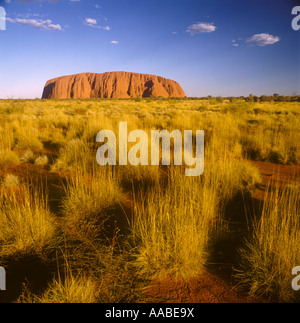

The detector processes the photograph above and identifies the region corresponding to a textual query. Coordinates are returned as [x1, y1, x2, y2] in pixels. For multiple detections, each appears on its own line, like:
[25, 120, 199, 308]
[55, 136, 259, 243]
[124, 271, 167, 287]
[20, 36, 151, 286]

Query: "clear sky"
[0, 0, 299, 98]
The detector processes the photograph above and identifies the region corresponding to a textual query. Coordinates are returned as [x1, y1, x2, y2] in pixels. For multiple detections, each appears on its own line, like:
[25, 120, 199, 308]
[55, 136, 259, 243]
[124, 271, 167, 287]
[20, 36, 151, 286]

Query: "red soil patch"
[141, 271, 262, 303]
[251, 161, 300, 201]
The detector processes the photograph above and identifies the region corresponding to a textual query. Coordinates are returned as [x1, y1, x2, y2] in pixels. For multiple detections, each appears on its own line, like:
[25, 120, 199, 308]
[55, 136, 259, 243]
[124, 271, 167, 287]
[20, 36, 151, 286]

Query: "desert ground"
[0, 97, 299, 303]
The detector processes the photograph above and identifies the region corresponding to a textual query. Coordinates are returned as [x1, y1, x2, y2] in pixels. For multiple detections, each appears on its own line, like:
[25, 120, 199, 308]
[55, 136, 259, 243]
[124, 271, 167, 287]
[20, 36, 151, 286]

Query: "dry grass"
[131, 170, 219, 279]
[61, 166, 127, 241]
[235, 184, 300, 302]
[0, 181, 58, 258]
[0, 98, 298, 303]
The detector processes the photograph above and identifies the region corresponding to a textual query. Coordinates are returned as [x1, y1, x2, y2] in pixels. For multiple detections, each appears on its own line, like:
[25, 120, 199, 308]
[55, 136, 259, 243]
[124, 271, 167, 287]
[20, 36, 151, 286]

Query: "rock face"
[42, 72, 185, 99]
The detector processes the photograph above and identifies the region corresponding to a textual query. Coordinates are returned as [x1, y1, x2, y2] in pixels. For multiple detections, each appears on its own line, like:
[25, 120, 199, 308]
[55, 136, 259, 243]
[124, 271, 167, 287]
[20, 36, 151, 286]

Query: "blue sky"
[0, 0, 299, 98]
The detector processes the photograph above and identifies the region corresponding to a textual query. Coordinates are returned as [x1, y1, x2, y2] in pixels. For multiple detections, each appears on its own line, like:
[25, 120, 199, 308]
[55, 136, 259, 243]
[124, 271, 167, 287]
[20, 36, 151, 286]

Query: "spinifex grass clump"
[34, 154, 49, 166]
[23, 271, 99, 303]
[0, 123, 14, 151]
[235, 184, 300, 302]
[131, 166, 220, 280]
[20, 246, 139, 303]
[61, 166, 126, 241]
[13, 119, 43, 150]
[18, 251, 100, 303]
[240, 110, 300, 165]
[0, 124, 20, 166]
[0, 150, 20, 166]
[0, 182, 57, 258]
[51, 138, 94, 172]
[20, 149, 35, 163]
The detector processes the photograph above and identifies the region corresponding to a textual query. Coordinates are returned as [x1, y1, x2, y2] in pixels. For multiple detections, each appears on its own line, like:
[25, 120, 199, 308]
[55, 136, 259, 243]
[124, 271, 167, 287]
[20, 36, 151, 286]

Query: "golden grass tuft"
[61, 167, 127, 241]
[0, 183, 58, 258]
[235, 184, 300, 302]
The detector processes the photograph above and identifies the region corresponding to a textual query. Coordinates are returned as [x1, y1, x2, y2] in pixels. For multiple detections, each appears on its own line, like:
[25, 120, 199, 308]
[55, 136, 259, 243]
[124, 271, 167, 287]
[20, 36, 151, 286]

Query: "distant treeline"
[187, 94, 300, 102]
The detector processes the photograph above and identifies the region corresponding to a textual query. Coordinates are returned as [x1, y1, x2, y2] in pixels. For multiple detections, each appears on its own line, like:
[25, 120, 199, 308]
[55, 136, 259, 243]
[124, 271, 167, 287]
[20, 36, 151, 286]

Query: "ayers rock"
[42, 71, 185, 99]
